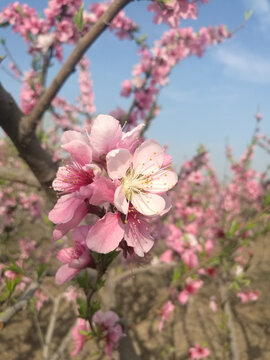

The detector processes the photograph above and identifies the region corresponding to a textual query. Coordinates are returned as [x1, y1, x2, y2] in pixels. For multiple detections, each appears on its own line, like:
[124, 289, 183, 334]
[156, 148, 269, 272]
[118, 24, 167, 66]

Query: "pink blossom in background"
[34, 289, 49, 311]
[158, 300, 175, 332]
[178, 277, 203, 305]
[71, 318, 89, 357]
[237, 291, 260, 303]
[189, 344, 210, 359]
[93, 310, 124, 357]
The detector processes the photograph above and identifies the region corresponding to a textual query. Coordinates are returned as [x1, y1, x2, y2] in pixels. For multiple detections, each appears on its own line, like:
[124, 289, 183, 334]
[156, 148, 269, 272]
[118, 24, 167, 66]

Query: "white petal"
[106, 148, 132, 180]
[114, 184, 129, 214]
[145, 170, 178, 193]
[133, 139, 164, 176]
[131, 192, 166, 216]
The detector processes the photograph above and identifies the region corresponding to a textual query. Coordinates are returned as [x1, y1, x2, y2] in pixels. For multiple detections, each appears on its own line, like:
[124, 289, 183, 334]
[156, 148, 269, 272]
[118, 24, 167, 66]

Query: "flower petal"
[131, 192, 166, 216]
[125, 215, 154, 256]
[90, 115, 123, 159]
[62, 140, 92, 165]
[52, 202, 88, 241]
[56, 247, 74, 263]
[55, 264, 80, 285]
[89, 177, 116, 205]
[106, 148, 132, 180]
[48, 194, 82, 224]
[86, 213, 125, 253]
[114, 184, 129, 214]
[119, 123, 144, 151]
[146, 170, 178, 193]
[133, 139, 164, 175]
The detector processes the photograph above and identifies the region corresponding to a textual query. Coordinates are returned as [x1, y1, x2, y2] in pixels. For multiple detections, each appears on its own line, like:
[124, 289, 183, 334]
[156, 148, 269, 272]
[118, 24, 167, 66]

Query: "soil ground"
[0, 216, 269, 360]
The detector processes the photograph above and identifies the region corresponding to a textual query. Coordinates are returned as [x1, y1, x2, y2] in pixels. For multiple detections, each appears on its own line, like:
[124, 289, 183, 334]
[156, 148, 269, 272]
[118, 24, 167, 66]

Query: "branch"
[220, 282, 240, 360]
[43, 295, 61, 360]
[0, 83, 57, 202]
[0, 281, 39, 329]
[21, 0, 132, 137]
[0, 166, 40, 188]
[50, 321, 76, 360]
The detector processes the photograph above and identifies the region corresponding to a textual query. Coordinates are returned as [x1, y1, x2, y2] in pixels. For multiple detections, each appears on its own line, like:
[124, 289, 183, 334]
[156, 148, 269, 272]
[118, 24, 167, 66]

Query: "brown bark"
[0, 83, 57, 202]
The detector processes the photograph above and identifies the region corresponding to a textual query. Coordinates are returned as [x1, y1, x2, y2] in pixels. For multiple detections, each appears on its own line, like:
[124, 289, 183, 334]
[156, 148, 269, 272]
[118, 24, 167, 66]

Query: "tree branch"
[0, 83, 57, 202]
[0, 281, 40, 329]
[21, 0, 132, 138]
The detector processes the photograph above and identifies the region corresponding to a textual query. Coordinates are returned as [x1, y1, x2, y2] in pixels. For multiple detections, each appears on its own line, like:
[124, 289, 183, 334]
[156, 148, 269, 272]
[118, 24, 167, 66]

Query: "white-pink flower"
[106, 139, 178, 216]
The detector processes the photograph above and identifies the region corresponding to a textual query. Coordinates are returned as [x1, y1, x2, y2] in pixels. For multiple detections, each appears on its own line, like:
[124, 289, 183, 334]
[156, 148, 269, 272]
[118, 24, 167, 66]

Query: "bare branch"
[43, 295, 62, 360]
[21, 0, 132, 137]
[50, 322, 76, 360]
[0, 281, 39, 329]
[0, 166, 40, 188]
[0, 83, 57, 202]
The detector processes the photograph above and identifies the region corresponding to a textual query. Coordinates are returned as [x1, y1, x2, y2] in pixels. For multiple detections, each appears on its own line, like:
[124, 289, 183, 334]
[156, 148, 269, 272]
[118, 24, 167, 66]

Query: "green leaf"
[0, 54, 6, 64]
[245, 10, 253, 21]
[77, 297, 87, 319]
[89, 300, 100, 317]
[77, 271, 89, 293]
[5, 276, 22, 299]
[73, 3, 84, 33]
[37, 264, 47, 280]
[0, 38, 5, 45]
[227, 218, 239, 238]
[172, 262, 186, 283]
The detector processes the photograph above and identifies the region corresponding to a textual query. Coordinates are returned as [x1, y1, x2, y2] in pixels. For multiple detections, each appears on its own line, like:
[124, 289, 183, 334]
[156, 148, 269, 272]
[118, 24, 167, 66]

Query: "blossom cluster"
[117, 25, 231, 126]
[49, 114, 178, 284]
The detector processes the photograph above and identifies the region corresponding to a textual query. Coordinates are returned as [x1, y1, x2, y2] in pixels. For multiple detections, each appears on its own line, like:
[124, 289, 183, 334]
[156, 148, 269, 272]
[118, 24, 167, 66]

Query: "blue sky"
[1, 0, 270, 177]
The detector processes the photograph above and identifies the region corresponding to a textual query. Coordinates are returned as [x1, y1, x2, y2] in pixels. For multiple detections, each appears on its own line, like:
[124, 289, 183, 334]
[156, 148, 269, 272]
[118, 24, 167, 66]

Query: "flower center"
[122, 168, 148, 201]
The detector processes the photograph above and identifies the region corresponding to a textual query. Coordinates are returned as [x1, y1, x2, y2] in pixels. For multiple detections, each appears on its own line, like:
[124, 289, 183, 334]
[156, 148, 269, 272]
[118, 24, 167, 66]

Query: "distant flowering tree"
[0, 0, 267, 359]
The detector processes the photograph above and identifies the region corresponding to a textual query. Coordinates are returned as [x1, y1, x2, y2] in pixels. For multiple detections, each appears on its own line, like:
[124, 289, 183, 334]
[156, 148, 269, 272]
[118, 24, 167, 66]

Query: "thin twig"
[0, 281, 40, 329]
[33, 307, 45, 348]
[50, 321, 76, 360]
[43, 295, 62, 360]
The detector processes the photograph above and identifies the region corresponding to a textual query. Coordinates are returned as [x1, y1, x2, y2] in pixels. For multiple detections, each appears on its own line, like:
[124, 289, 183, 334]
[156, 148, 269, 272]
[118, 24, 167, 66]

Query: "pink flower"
[178, 277, 203, 305]
[189, 344, 210, 359]
[88, 114, 144, 161]
[71, 318, 89, 357]
[106, 139, 178, 216]
[92, 310, 124, 357]
[86, 207, 154, 257]
[55, 225, 92, 285]
[237, 290, 260, 303]
[158, 300, 175, 331]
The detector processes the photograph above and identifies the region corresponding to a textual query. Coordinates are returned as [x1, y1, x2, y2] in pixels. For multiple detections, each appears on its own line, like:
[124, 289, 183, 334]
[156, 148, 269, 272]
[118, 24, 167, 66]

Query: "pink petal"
[114, 184, 129, 214]
[106, 148, 132, 180]
[86, 212, 125, 253]
[89, 177, 116, 206]
[119, 123, 144, 151]
[61, 130, 86, 145]
[56, 247, 74, 263]
[55, 264, 80, 285]
[52, 202, 88, 241]
[131, 192, 166, 216]
[90, 115, 123, 159]
[62, 140, 92, 165]
[72, 225, 90, 245]
[133, 139, 164, 176]
[178, 289, 189, 305]
[125, 215, 154, 256]
[48, 194, 82, 224]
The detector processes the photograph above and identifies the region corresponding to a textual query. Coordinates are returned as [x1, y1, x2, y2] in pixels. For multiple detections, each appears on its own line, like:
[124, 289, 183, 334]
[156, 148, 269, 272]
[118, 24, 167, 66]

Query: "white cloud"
[215, 46, 270, 84]
[244, 0, 270, 29]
